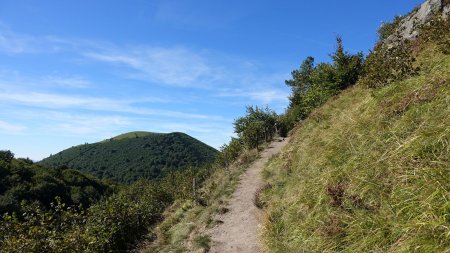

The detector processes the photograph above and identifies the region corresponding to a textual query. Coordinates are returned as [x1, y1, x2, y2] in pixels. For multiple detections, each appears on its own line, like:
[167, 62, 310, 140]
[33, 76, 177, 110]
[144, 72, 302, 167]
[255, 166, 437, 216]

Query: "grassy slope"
[103, 131, 163, 141]
[139, 148, 260, 253]
[40, 132, 218, 184]
[261, 45, 449, 252]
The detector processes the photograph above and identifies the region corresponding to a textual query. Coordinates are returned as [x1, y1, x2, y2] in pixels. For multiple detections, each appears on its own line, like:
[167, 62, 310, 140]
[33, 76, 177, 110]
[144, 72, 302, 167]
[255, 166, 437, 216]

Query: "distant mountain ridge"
[40, 131, 218, 184]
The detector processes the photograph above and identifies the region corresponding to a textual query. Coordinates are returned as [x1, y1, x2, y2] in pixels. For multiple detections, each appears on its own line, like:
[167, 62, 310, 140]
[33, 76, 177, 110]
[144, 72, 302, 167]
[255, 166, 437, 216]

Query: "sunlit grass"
[261, 45, 450, 252]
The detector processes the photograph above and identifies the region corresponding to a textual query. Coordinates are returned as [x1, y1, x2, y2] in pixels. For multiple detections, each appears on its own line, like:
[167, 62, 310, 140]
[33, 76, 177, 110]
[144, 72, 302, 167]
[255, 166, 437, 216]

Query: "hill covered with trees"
[0, 150, 114, 215]
[40, 131, 218, 184]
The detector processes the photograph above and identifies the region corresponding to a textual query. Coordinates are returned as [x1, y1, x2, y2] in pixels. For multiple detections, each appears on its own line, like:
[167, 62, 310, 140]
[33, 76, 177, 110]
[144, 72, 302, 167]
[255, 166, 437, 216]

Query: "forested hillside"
[0, 150, 114, 215]
[40, 132, 218, 183]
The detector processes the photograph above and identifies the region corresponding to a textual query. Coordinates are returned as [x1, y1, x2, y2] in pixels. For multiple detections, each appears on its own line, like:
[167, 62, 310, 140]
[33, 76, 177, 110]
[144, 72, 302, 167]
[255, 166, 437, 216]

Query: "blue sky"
[0, 0, 423, 160]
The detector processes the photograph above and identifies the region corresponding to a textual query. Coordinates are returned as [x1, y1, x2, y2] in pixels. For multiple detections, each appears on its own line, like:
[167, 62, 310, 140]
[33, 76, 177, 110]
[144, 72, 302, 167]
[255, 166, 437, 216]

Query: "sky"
[0, 0, 424, 161]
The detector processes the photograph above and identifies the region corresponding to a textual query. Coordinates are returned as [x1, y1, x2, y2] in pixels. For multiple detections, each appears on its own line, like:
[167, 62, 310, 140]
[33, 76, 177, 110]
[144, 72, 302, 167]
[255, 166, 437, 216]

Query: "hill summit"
[40, 131, 218, 183]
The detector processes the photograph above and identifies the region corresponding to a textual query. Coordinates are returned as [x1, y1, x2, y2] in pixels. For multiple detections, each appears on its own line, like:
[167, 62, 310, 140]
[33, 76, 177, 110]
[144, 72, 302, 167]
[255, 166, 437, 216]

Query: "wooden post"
[193, 177, 196, 199]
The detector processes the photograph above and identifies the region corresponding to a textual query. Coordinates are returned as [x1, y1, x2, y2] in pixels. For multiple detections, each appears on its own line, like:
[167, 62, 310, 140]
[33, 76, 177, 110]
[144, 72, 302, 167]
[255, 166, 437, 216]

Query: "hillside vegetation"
[40, 132, 218, 183]
[0, 104, 280, 252]
[0, 150, 114, 215]
[1, 1, 448, 252]
[261, 5, 450, 252]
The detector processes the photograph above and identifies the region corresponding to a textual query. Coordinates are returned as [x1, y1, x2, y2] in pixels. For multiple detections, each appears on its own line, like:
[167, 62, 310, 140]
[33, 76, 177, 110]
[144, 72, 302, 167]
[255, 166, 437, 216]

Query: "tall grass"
[140, 149, 260, 252]
[261, 45, 450, 252]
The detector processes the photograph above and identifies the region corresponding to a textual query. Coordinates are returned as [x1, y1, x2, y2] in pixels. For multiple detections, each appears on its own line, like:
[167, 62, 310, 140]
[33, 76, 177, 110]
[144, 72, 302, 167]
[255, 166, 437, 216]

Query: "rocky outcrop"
[385, 0, 449, 44]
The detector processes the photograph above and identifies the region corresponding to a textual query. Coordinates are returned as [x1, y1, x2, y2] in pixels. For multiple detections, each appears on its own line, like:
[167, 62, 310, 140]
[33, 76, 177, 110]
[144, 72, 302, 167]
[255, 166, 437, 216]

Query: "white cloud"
[0, 23, 290, 106]
[217, 88, 289, 103]
[0, 22, 108, 55]
[49, 114, 131, 135]
[43, 75, 91, 88]
[0, 89, 224, 121]
[0, 120, 26, 133]
[0, 22, 291, 154]
[84, 47, 219, 88]
[0, 22, 32, 54]
[0, 91, 125, 110]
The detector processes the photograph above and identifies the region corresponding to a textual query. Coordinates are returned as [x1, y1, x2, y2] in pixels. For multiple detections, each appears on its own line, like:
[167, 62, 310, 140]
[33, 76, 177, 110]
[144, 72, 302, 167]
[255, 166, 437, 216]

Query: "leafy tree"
[331, 36, 364, 90]
[0, 150, 14, 163]
[0, 155, 113, 215]
[234, 106, 277, 149]
[284, 36, 364, 128]
[286, 56, 315, 95]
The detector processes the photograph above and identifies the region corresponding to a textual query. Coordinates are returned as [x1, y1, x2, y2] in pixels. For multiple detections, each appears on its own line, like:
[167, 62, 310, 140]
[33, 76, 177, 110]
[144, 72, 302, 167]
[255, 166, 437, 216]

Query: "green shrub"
[360, 40, 417, 88]
[418, 15, 450, 54]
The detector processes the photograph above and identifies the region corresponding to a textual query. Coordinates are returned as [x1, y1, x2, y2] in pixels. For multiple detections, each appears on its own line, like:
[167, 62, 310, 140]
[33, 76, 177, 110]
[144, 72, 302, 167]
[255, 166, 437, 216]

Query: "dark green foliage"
[286, 56, 315, 94]
[284, 37, 364, 127]
[233, 106, 278, 149]
[331, 36, 364, 90]
[0, 150, 14, 163]
[217, 137, 244, 168]
[418, 15, 450, 54]
[0, 152, 113, 215]
[0, 164, 213, 252]
[360, 40, 417, 88]
[361, 7, 450, 88]
[40, 132, 218, 184]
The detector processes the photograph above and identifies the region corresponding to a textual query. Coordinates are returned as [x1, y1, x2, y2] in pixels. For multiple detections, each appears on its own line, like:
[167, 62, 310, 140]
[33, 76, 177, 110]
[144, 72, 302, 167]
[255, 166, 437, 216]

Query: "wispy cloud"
[216, 87, 289, 104]
[83, 45, 290, 106]
[0, 22, 291, 158]
[0, 22, 33, 54]
[0, 89, 223, 121]
[43, 75, 91, 88]
[84, 47, 220, 88]
[0, 21, 111, 55]
[43, 113, 131, 136]
[0, 23, 289, 105]
[0, 120, 26, 133]
[0, 22, 66, 54]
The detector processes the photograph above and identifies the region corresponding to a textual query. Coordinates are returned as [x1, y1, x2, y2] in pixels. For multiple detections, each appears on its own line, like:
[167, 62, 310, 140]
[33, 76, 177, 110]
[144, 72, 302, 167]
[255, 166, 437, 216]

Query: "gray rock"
[444, 4, 450, 17]
[385, 0, 449, 44]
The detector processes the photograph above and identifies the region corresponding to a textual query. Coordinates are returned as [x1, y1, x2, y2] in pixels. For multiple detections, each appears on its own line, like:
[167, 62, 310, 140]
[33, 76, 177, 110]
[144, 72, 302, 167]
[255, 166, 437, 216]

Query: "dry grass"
[140, 148, 260, 252]
[261, 45, 450, 252]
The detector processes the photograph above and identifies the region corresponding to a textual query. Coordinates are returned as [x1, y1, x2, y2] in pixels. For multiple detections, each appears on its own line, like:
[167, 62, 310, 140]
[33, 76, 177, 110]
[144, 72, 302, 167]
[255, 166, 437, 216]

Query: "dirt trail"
[207, 138, 289, 253]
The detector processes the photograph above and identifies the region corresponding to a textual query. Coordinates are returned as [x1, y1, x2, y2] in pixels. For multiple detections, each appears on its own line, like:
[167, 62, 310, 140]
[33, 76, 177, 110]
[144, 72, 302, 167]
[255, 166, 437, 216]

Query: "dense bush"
[0, 151, 113, 215]
[233, 106, 278, 150]
[417, 14, 450, 54]
[0, 164, 213, 252]
[360, 40, 417, 88]
[217, 137, 244, 168]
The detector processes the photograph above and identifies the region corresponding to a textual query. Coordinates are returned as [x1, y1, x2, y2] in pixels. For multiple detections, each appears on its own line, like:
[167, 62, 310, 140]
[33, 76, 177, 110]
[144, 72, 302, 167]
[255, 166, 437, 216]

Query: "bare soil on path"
[207, 138, 289, 253]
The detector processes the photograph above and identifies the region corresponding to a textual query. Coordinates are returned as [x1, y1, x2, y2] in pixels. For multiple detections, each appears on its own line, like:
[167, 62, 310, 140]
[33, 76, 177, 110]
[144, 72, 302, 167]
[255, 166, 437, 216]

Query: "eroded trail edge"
[207, 138, 289, 253]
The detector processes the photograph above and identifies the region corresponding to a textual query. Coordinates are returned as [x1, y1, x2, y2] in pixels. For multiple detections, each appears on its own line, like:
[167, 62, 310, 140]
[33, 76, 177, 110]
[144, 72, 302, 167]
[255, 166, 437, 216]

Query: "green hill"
[40, 132, 218, 184]
[100, 131, 163, 142]
[0, 150, 114, 215]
